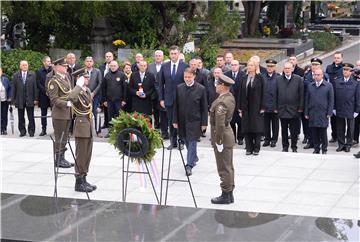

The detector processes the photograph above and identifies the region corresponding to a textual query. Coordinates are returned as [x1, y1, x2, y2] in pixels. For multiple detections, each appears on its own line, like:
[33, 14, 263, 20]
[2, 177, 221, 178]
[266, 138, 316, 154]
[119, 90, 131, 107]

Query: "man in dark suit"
[84, 56, 103, 132]
[225, 60, 245, 145]
[159, 45, 188, 149]
[36, 56, 52, 136]
[289, 55, 304, 77]
[99, 52, 114, 129]
[208, 68, 222, 110]
[173, 68, 208, 176]
[12, 60, 38, 137]
[129, 61, 155, 116]
[275, 62, 304, 152]
[131, 53, 144, 72]
[66, 52, 82, 86]
[148, 50, 164, 133]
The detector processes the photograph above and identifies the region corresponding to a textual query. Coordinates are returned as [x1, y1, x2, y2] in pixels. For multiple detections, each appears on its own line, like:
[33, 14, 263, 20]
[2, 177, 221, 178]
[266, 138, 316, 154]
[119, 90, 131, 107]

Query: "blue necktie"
[171, 64, 176, 80]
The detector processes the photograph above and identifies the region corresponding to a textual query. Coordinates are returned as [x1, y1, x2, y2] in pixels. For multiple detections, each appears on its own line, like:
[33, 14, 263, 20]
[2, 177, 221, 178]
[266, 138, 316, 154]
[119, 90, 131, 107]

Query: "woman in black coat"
[238, 60, 266, 155]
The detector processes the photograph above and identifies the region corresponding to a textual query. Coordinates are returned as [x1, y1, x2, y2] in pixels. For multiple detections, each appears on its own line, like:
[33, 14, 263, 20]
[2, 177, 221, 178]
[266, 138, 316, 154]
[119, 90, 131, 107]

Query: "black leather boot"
[354, 152, 360, 158]
[39, 129, 47, 136]
[61, 152, 74, 167]
[55, 154, 72, 168]
[75, 177, 93, 192]
[84, 176, 97, 191]
[211, 191, 231, 204]
[230, 190, 234, 203]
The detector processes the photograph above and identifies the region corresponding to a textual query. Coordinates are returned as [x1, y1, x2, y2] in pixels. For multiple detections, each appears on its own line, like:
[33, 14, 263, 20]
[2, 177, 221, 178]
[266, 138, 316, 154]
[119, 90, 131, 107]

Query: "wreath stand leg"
[161, 139, 197, 208]
[51, 132, 90, 201]
[121, 132, 160, 205]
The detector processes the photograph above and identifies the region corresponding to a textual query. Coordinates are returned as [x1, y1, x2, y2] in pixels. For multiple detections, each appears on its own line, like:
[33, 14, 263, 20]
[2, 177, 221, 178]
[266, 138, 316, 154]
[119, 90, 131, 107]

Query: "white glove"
[354, 112, 359, 118]
[67, 101, 72, 107]
[76, 76, 85, 87]
[333, 110, 336, 115]
[215, 143, 224, 153]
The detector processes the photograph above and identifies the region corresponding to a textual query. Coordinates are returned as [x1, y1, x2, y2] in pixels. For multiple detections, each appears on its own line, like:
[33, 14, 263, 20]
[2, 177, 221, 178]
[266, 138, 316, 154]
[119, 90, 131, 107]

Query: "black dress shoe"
[313, 150, 320, 154]
[303, 144, 314, 149]
[245, 151, 252, 155]
[262, 141, 270, 147]
[329, 138, 337, 143]
[270, 142, 276, 147]
[354, 152, 360, 158]
[39, 130, 47, 136]
[185, 166, 192, 176]
[20, 132, 26, 137]
[282, 148, 288, 152]
[292, 148, 297, 153]
[29, 133, 34, 137]
[344, 147, 350, 152]
[336, 147, 344, 152]
[211, 192, 231, 204]
[237, 140, 244, 145]
[253, 151, 259, 156]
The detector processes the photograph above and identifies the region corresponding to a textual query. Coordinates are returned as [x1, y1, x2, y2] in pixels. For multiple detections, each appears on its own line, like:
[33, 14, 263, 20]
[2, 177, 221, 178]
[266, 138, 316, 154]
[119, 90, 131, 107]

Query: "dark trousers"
[264, 112, 279, 143]
[230, 120, 243, 142]
[92, 95, 100, 131]
[311, 127, 328, 152]
[103, 106, 109, 128]
[40, 106, 49, 130]
[160, 110, 169, 136]
[301, 113, 310, 140]
[330, 115, 337, 140]
[336, 117, 354, 148]
[107, 100, 122, 125]
[18, 106, 35, 135]
[280, 117, 299, 150]
[165, 106, 177, 145]
[354, 115, 360, 142]
[1, 101, 9, 132]
[153, 100, 160, 129]
[245, 132, 261, 152]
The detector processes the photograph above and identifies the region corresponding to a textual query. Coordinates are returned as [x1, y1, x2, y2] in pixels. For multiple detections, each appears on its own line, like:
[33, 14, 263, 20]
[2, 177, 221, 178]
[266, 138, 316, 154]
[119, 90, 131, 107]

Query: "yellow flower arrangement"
[113, 39, 126, 47]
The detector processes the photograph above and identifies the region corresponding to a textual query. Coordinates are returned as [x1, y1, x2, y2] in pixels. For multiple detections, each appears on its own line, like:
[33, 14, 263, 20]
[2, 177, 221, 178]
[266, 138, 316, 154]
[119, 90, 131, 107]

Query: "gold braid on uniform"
[72, 94, 93, 119]
[48, 76, 71, 99]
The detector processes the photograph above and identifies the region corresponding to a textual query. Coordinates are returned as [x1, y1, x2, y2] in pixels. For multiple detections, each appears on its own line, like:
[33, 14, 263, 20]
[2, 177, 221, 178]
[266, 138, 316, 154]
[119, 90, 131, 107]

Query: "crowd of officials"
[1, 48, 360, 174]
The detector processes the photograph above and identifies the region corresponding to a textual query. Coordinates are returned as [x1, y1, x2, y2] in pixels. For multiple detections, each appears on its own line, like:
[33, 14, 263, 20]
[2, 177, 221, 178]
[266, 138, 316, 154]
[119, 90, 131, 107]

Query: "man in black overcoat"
[173, 68, 208, 176]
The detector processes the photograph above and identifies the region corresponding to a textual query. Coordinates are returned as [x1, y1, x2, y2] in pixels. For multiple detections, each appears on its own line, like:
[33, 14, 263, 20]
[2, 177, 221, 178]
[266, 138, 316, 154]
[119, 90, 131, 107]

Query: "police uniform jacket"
[210, 92, 235, 148]
[334, 76, 360, 118]
[68, 85, 93, 138]
[47, 73, 72, 120]
[262, 72, 280, 112]
[305, 81, 334, 127]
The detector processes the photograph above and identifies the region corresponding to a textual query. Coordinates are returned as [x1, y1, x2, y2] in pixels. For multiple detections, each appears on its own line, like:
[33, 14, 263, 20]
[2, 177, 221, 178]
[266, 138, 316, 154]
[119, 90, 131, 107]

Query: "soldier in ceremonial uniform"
[210, 74, 236, 204]
[68, 69, 96, 193]
[47, 57, 74, 168]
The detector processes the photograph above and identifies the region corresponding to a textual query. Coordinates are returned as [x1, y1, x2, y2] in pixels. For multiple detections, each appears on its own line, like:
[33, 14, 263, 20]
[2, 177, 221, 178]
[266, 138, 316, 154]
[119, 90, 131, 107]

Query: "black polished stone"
[1, 193, 359, 242]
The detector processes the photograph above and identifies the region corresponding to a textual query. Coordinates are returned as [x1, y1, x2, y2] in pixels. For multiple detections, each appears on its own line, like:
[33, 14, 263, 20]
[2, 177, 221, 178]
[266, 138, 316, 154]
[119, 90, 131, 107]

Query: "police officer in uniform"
[210, 74, 236, 204]
[47, 57, 74, 168]
[68, 69, 96, 193]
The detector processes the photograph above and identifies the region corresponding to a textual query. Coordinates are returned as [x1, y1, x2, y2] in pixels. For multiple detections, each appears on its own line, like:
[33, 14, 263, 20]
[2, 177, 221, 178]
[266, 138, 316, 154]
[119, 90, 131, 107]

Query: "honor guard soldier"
[47, 57, 74, 168]
[68, 69, 96, 192]
[210, 74, 236, 204]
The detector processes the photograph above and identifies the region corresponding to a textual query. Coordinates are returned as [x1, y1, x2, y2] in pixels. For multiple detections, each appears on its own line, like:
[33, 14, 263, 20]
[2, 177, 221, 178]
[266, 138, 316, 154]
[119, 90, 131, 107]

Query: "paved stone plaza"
[1, 117, 359, 220]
